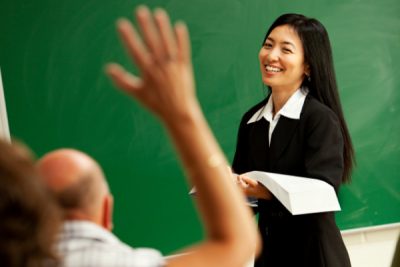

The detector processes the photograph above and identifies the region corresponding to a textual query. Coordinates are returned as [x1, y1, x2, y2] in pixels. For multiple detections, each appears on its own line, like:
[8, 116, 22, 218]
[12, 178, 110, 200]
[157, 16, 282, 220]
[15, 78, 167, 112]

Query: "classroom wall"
[241, 226, 400, 267]
[342, 224, 400, 267]
[1, 0, 399, 258]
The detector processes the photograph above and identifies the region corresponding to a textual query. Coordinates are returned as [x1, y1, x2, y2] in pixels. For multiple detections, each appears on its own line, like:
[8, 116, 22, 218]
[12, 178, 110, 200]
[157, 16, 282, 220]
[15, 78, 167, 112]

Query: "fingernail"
[154, 7, 165, 16]
[116, 18, 128, 27]
[136, 5, 149, 15]
[104, 63, 116, 75]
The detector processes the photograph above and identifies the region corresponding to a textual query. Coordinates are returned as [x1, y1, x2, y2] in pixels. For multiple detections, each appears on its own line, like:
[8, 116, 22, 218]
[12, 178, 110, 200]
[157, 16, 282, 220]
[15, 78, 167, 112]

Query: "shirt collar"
[247, 87, 308, 124]
[60, 220, 121, 245]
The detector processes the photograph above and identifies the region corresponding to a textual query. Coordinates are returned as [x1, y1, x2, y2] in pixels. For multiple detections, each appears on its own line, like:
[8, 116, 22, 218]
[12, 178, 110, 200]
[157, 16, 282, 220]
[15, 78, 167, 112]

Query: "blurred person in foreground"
[0, 139, 60, 267]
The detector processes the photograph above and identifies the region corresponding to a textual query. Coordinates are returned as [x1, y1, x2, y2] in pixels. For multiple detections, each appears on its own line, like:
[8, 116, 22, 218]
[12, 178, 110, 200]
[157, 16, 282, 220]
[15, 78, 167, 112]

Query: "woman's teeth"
[265, 65, 282, 72]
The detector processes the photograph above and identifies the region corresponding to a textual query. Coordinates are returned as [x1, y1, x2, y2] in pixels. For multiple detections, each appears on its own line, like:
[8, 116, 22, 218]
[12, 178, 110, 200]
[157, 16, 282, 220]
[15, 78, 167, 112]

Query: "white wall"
[243, 223, 400, 267]
[342, 223, 400, 267]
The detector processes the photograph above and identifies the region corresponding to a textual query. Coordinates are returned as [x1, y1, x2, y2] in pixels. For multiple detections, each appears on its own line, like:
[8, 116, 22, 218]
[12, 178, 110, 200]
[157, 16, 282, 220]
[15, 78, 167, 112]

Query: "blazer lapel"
[269, 116, 299, 162]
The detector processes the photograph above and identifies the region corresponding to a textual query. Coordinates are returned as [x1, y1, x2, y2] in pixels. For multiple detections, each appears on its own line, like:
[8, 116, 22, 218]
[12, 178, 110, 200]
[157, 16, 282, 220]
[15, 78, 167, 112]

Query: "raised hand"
[106, 6, 197, 123]
[106, 6, 261, 266]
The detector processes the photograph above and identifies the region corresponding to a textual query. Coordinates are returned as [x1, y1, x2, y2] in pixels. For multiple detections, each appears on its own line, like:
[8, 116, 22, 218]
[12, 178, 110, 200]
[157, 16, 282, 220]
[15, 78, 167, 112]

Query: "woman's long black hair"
[262, 14, 355, 183]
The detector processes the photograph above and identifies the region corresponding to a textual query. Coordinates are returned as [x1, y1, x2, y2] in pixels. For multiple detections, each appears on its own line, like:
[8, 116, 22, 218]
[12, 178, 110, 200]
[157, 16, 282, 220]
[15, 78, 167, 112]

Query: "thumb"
[240, 176, 258, 187]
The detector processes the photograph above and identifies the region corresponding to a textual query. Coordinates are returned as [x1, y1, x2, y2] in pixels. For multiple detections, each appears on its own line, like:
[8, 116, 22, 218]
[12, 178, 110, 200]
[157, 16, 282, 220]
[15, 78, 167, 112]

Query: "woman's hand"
[237, 175, 272, 200]
[106, 6, 198, 123]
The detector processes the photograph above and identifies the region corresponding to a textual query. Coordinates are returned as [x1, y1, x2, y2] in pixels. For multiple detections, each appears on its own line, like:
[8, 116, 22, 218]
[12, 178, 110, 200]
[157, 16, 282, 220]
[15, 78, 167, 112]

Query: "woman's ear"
[303, 64, 312, 83]
[304, 64, 310, 77]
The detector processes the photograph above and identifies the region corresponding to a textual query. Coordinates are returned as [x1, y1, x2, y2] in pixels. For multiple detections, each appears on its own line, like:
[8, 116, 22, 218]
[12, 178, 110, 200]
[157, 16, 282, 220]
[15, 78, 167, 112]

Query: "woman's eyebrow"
[266, 37, 296, 49]
[266, 37, 274, 43]
[282, 41, 296, 49]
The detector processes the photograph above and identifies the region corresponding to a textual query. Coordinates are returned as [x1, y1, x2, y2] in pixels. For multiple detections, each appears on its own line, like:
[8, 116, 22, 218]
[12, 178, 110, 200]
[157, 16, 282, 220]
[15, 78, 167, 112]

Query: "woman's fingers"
[238, 178, 248, 188]
[238, 176, 272, 199]
[240, 176, 259, 187]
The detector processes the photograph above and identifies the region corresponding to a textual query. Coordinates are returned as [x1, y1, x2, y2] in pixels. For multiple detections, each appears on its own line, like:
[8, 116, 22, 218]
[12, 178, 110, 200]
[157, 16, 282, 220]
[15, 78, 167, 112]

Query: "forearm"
[163, 103, 250, 232]
[163, 102, 258, 252]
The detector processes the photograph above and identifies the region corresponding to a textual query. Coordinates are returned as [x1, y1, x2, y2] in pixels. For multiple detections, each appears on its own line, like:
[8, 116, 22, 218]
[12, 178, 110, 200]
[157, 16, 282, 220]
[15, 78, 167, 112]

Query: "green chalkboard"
[1, 0, 399, 254]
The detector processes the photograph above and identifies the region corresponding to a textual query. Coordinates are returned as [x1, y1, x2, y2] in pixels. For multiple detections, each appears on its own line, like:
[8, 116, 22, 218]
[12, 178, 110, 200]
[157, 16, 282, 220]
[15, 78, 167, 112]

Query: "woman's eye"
[263, 43, 272, 49]
[282, 48, 292, 53]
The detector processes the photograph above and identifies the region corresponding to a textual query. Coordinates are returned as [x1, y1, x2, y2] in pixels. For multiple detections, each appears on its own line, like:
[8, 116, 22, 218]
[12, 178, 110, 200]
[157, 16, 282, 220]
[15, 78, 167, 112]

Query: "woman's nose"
[267, 48, 279, 62]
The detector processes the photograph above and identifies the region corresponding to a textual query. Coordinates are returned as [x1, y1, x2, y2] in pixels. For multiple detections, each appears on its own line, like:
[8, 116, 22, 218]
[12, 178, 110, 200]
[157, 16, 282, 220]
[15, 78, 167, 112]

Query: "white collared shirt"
[247, 88, 308, 145]
[58, 221, 165, 267]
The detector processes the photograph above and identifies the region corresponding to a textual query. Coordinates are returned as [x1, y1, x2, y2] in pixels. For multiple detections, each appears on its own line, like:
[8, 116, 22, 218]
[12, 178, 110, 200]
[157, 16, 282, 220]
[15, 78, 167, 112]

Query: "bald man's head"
[37, 149, 113, 230]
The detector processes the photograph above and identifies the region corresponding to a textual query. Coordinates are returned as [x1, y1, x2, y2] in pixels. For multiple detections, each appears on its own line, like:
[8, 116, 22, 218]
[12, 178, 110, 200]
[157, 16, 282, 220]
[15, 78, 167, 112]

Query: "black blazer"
[233, 94, 351, 267]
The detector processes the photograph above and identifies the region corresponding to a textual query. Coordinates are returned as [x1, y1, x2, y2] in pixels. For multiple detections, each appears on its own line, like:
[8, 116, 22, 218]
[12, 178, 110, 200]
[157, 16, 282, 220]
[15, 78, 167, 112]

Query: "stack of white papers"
[189, 171, 340, 215]
[240, 171, 340, 215]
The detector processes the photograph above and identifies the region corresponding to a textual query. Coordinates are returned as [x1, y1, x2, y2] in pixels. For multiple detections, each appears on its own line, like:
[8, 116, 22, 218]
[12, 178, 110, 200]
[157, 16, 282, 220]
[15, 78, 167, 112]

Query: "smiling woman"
[233, 13, 355, 267]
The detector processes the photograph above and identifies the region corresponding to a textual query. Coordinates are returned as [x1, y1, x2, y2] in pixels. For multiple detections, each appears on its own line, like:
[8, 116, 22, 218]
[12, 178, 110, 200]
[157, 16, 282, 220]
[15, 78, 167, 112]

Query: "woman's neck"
[270, 86, 299, 116]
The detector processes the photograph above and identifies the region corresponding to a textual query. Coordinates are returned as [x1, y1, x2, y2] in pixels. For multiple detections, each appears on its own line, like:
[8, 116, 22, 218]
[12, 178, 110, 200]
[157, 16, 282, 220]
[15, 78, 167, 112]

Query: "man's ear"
[102, 194, 114, 231]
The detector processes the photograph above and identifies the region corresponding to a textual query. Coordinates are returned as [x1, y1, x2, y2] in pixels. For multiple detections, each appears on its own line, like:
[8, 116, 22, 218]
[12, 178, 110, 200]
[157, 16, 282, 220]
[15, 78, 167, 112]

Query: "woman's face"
[259, 25, 309, 92]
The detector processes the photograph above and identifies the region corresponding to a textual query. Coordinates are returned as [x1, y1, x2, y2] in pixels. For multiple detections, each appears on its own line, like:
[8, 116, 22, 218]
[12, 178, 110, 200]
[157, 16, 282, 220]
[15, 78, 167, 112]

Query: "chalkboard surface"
[1, 0, 399, 254]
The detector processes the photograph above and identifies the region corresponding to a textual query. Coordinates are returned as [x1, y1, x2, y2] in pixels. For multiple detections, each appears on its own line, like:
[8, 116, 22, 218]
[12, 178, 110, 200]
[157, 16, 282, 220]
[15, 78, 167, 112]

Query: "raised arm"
[106, 6, 260, 267]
